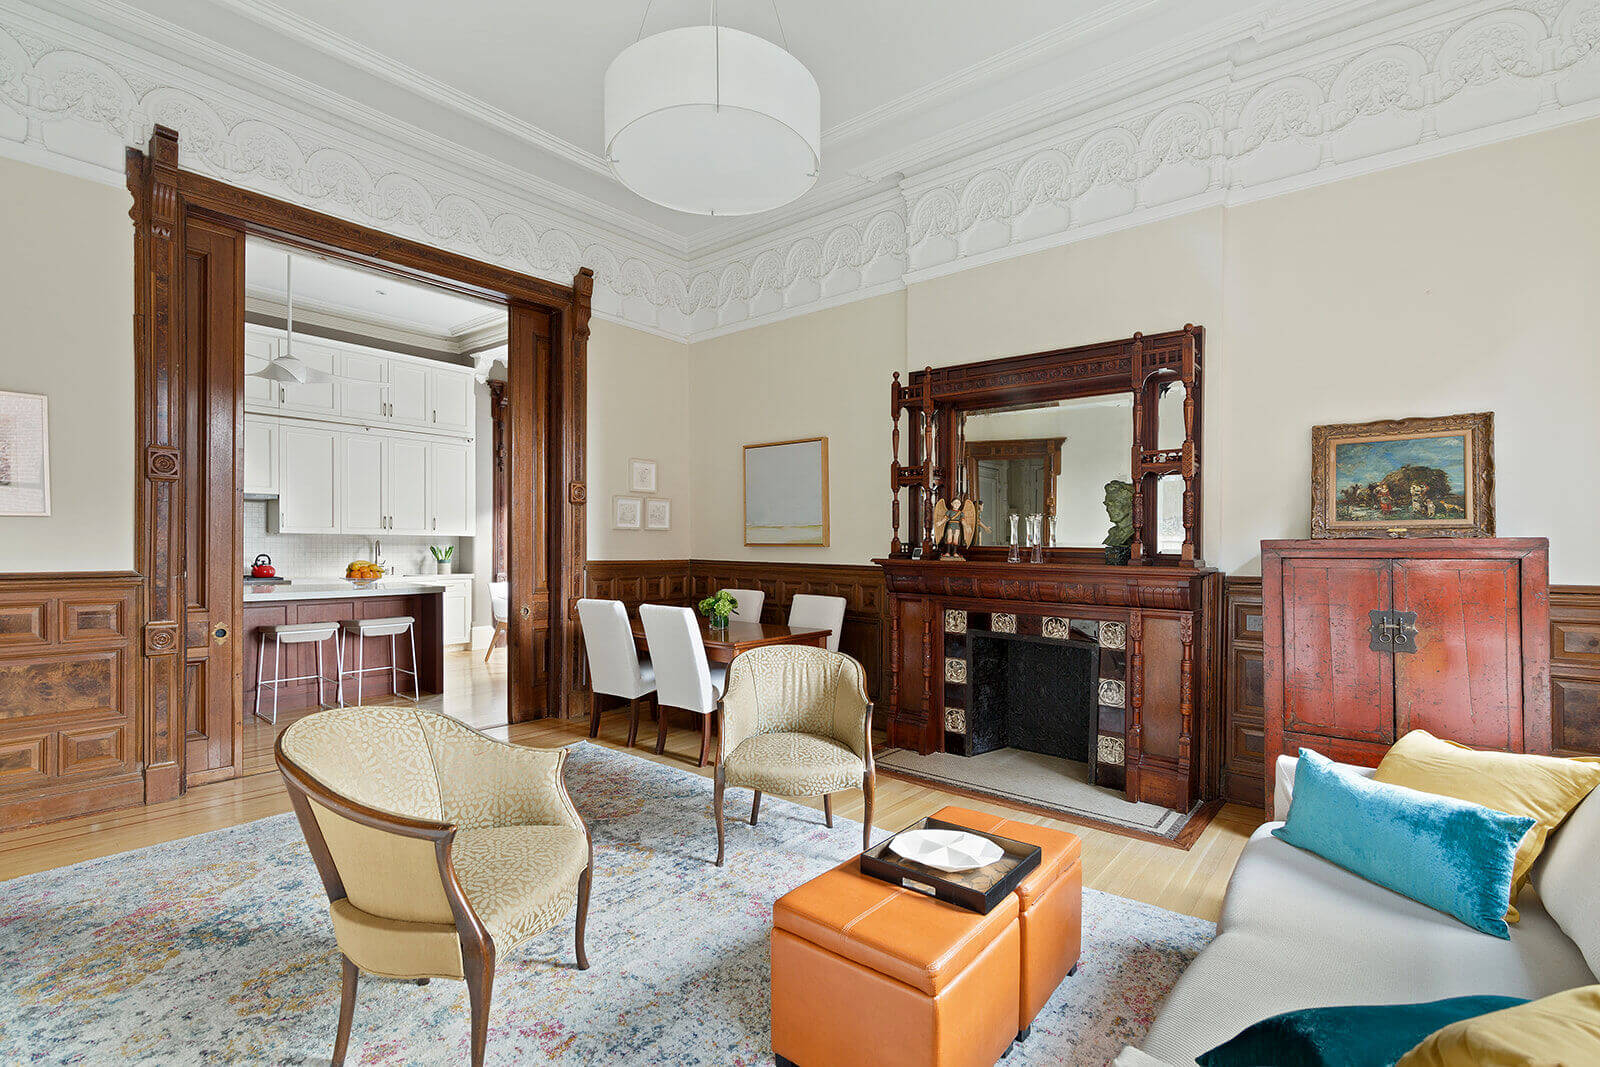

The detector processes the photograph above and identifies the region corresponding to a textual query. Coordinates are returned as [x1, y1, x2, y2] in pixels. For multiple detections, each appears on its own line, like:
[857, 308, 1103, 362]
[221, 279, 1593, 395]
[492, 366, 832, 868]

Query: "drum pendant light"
[605, 0, 819, 216]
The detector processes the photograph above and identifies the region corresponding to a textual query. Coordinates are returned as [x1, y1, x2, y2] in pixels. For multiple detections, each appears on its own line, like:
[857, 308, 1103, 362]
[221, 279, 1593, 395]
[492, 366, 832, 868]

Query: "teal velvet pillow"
[1195, 996, 1528, 1067]
[1273, 749, 1535, 938]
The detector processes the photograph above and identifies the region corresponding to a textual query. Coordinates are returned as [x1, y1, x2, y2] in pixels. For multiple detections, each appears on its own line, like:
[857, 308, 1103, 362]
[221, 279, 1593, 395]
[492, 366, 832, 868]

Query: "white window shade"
[605, 26, 820, 216]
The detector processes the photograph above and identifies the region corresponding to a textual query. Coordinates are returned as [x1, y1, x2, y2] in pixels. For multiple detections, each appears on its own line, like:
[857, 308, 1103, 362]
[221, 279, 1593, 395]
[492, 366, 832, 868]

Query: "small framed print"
[0, 390, 50, 516]
[645, 497, 671, 531]
[629, 458, 658, 494]
[613, 495, 642, 530]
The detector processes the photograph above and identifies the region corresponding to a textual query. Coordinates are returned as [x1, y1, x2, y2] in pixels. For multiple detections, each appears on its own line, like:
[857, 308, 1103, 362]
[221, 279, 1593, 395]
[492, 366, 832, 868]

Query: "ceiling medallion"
[604, 1, 819, 216]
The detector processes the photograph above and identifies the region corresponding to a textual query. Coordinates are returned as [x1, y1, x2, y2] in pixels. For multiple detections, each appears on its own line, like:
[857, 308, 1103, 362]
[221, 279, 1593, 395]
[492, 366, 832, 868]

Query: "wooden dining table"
[628, 615, 832, 766]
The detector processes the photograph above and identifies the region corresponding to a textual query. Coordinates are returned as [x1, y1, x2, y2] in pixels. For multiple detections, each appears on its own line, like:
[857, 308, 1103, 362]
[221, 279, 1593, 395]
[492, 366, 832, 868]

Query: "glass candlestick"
[1028, 514, 1044, 564]
[1007, 513, 1021, 563]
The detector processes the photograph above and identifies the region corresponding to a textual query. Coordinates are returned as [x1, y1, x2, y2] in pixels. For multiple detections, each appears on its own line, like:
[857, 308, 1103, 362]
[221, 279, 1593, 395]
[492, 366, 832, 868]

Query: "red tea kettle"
[250, 554, 276, 579]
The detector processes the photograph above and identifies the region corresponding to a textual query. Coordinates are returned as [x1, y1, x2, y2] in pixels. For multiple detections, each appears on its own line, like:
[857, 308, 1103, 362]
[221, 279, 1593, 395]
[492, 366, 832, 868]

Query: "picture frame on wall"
[744, 436, 829, 547]
[613, 495, 643, 530]
[645, 497, 671, 531]
[629, 458, 658, 494]
[1310, 412, 1494, 539]
[0, 390, 50, 517]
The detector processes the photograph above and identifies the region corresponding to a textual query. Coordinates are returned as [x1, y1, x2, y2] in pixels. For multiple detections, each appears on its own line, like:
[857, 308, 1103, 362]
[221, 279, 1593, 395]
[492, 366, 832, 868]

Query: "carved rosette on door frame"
[875, 327, 1223, 812]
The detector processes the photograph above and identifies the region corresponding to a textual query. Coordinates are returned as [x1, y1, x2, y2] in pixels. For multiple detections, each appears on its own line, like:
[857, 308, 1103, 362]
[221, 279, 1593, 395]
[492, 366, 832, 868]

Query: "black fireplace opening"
[967, 633, 1098, 764]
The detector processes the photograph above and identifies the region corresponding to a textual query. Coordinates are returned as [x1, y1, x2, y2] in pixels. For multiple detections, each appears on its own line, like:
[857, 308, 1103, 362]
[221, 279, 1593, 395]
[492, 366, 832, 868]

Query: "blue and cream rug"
[0, 743, 1212, 1065]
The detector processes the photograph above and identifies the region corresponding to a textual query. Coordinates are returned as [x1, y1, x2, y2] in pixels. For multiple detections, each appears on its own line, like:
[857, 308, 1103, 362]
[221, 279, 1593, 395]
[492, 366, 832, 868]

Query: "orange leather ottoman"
[771, 855, 1021, 1067]
[928, 806, 1082, 1038]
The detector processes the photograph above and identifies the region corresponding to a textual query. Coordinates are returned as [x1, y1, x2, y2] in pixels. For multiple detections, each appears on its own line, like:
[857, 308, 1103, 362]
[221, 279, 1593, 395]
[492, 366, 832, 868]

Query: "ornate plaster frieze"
[0, 0, 1597, 344]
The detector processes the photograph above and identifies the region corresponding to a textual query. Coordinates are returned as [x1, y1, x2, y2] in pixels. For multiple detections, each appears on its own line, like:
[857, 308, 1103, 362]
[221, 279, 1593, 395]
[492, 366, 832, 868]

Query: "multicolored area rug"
[0, 743, 1212, 1065]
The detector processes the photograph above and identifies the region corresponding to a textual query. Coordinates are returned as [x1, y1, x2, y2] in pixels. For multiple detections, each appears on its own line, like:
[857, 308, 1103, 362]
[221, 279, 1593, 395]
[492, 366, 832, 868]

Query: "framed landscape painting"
[744, 437, 829, 547]
[1310, 412, 1494, 539]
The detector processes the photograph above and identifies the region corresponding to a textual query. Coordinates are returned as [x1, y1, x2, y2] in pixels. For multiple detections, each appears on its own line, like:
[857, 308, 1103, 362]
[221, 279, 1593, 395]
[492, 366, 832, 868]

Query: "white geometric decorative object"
[605, 19, 820, 217]
[889, 829, 1004, 873]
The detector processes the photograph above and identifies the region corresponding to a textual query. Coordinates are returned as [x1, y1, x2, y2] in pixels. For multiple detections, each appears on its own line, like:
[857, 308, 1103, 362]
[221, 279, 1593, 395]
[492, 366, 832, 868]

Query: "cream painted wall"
[587, 318, 693, 560]
[0, 157, 134, 572]
[689, 293, 907, 565]
[1216, 118, 1600, 582]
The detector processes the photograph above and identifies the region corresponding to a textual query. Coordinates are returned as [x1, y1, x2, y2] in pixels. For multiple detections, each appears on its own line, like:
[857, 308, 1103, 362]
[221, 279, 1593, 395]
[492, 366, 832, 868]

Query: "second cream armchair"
[713, 645, 876, 866]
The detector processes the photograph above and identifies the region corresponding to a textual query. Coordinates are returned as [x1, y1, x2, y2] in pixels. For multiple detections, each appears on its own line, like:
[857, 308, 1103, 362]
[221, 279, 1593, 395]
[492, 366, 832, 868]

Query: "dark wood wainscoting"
[585, 559, 888, 702]
[0, 573, 144, 828]
[1220, 575, 1600, 808]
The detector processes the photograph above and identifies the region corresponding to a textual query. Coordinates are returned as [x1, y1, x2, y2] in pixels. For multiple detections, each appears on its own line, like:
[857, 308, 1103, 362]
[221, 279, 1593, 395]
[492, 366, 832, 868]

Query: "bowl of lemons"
[345, 561, 385, 588]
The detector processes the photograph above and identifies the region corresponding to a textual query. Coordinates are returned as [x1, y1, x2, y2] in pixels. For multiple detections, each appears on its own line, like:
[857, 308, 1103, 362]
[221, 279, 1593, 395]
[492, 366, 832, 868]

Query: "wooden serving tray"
[860, 817, 1042, 914]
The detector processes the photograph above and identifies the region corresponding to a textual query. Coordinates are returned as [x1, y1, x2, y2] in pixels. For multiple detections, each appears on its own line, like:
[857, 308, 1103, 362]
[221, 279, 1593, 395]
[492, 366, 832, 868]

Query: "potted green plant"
[697, 589, 738, 632]
[429, 544, 455, 575]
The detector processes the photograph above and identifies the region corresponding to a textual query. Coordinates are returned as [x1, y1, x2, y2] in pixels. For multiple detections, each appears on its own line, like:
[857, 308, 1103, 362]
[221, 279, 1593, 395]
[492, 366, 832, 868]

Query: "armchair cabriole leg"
[333, 954, 358, 1067]
[863, 772, 875, 851]
[823, 794, 833, 828]
[750, 790, 762, 825]
[464, 946, 495, 1067]
[575, 861, 592, 970]
[714, 764, 727, 866]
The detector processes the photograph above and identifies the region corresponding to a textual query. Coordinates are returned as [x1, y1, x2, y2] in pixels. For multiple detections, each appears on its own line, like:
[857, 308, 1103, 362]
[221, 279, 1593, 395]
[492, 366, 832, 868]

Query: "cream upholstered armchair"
[275, 707, 592, 1067]
[713, 645, 875, 866]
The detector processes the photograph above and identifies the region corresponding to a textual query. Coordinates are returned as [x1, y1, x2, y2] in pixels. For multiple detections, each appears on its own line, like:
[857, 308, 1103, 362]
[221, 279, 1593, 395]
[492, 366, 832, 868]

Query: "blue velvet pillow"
[1273, 749, 1535, 938]
[1195, 996, 1528, 1067]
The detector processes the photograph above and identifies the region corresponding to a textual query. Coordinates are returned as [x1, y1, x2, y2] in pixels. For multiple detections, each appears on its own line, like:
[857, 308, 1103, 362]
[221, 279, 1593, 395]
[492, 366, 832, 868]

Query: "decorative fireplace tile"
[944, 609, 967, 634]
[1097, 734, 1126, 766]
[1098, 678, 1126, 708]
[1042, 616, 1071, 639]
[1099, 621, 1126, 650]
[944, 706, 967, 733]
[991, 612, 1017, 634]
[945, 657, 968, 684]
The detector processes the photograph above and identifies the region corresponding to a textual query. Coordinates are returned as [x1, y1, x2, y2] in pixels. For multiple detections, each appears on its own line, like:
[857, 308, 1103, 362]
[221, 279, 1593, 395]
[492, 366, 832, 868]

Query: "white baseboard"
[470, 624, 496, 650]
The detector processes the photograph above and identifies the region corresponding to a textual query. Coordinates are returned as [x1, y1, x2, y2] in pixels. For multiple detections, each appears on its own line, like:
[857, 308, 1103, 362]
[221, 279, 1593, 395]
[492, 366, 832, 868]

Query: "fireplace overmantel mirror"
[888, 326, 1204, 566]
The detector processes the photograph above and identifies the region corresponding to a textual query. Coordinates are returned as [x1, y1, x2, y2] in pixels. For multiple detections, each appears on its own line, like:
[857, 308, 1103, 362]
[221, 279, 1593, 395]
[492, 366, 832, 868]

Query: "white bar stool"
[338, 616, 420, 705]
[254, 621, 342, 724]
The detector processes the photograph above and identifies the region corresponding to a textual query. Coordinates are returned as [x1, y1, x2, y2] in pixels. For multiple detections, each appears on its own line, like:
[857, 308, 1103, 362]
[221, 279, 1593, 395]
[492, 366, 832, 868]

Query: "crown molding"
[0, 0, 1596, 347]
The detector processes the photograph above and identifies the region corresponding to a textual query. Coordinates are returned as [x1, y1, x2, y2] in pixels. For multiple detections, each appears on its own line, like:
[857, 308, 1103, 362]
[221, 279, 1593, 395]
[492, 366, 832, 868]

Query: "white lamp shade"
[605, 26, 820, 216]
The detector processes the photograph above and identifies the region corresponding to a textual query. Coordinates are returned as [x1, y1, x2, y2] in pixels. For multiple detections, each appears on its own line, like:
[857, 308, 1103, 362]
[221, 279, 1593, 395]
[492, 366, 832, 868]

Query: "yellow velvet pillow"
[1396, 985, 1600, 1066]
[1373, 730, 1600, 922]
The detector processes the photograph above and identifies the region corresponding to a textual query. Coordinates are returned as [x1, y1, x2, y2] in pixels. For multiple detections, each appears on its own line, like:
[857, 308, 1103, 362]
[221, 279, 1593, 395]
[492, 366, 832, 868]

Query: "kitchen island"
[244, 581, 446, 714]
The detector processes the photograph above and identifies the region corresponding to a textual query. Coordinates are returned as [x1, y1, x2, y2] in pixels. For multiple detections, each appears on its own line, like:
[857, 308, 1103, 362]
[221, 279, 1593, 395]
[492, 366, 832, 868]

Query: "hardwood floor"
[0, 650, 1265, 921]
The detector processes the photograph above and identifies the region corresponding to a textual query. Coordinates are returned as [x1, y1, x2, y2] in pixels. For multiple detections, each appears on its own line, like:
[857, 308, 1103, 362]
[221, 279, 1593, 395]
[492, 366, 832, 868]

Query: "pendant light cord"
[770, 0, 789, 51]
[285, 254, 294, 358]
[634, 0, 655, 41]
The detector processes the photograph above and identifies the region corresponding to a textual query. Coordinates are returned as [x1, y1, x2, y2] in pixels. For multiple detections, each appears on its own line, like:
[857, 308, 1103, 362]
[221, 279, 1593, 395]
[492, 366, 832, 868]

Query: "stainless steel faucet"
[371, 539, 390, 578]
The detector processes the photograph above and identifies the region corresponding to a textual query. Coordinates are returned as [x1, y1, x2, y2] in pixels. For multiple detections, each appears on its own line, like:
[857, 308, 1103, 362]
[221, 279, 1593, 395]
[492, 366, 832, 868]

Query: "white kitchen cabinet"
[277, 339, 339, 416]
[243, 326, 280, 410]
[431, 576, 473, 646]
[340, 432, 386, 535]
[429, 367, 474, 434]
[428, 440, 474, 536]
[388, 436, 431, 533]
[389, 362, 430, 426]
[242, 417, 278, 496]
[339, 350, 387, 421]
[273, 423, 340, 534]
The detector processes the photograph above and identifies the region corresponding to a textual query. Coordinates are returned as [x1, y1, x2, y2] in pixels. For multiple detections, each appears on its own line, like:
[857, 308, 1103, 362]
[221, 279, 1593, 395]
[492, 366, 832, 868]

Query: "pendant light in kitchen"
[249, 253, 333, 384]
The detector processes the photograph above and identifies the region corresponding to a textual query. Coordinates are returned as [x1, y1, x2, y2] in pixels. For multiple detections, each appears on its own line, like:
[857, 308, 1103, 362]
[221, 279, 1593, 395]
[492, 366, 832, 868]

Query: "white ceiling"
[105, 0, 1266, 247]
[246, 239, 502, 341]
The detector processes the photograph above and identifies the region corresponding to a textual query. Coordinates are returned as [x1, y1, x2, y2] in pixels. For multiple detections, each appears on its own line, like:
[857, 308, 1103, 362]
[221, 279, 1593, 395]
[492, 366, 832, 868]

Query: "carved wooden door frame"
[128, 126, 588, 799]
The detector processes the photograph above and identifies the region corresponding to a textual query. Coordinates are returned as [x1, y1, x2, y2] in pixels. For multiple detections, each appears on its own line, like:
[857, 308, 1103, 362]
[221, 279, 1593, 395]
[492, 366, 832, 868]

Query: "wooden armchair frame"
[276, 737, 593, 1067]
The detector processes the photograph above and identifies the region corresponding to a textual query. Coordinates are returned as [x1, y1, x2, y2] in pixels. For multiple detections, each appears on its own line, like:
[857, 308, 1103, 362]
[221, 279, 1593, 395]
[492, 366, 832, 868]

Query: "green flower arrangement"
[697, 589, 738, 630]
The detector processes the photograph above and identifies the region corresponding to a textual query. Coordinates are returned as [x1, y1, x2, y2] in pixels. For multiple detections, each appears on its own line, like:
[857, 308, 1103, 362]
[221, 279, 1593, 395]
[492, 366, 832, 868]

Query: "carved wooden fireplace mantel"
[877, 327, 1222, 812]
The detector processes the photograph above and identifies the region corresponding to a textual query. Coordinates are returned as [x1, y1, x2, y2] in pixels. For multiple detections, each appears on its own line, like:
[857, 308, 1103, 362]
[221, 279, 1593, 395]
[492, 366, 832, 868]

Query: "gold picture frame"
[1310, 412, 1494, 538]
[743, 437, 829, 547]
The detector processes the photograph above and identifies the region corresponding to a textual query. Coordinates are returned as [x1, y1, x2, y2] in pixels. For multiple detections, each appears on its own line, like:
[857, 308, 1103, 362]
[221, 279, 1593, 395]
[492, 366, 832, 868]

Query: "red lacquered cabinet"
[1261, 538, 1551, 806]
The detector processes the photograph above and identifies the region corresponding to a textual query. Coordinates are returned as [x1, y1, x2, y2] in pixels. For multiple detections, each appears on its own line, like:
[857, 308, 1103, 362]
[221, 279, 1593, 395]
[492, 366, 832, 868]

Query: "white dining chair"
[640, 603, 725, 767]
[484, 580, 509, 663]
[577, 598, 656, 749]
[720, 588, 766, 624]
[787, 594, 848, 653]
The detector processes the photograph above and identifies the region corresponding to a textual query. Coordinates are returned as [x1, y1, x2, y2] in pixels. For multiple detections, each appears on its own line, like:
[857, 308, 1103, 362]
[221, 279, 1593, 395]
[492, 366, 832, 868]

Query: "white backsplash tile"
[243, 500, 470, 579]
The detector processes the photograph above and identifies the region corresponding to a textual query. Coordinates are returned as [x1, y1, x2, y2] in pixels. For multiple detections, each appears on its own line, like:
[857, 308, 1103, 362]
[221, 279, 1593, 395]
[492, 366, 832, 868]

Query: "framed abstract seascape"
[744, 437, 829, 547]
[1310, 412, 1494, 539]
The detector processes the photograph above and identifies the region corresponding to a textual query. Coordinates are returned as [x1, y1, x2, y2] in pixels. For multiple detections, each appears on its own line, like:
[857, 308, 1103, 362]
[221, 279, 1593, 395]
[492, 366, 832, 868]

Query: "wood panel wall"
[585, 559, 887, 701]
[0, 573, 144, 828]
[1221, 575, 1600, 808]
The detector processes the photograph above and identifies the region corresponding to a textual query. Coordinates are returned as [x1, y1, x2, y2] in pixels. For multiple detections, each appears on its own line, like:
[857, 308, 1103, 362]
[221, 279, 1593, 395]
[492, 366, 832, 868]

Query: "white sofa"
[1116, 755, 1600, 1067]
